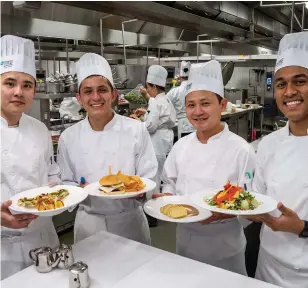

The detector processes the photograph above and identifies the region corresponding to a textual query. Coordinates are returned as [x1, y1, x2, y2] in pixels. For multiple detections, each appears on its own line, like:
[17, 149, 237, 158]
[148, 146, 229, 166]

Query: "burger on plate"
[99, 174, 126, 194]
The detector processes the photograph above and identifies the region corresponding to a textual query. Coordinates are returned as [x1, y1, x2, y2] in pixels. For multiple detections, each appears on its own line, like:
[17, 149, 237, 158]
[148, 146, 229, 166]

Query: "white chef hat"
[275, 32, 308, 73]
[0, 35, 36, 79]
[180, 61, 191, 77]
[185, 60, 224, 98]
[76, 53, 114, 88]
[146, 65, 168, 87]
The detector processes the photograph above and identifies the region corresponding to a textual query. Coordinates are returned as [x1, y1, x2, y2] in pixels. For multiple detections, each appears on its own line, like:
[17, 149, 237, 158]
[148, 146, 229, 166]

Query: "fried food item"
[18, 189, 69, 211]
[116, 171, 145, 192]
[160, 204, 199, 219]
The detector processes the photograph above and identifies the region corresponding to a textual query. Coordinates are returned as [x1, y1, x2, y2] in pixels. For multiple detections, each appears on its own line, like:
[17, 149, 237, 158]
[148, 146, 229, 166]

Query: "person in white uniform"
[59, 97, 82, 120]
[167, 61, 195, 139]
[57, 53, 158, 244]
[0, 35, 60, 280]
[137, 65, 176, 191]
[158, 61, 256, 275]
[251, 32, 308, 288]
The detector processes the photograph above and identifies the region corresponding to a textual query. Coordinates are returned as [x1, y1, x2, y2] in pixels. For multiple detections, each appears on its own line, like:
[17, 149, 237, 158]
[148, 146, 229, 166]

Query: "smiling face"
[185, 90, 227, 132]
[1, 71, 36, 119]
[77, 75, 117, 118]
[274, 66, 308, 123]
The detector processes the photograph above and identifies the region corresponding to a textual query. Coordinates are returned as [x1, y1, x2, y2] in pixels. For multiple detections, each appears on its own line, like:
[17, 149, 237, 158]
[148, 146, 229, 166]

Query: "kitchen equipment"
[46, 82, 65, 94]
[29, 247, 60, 273]
[69, 262, 90, 288]
[222, 61, 235, 86]
[56, 244, 74, 269]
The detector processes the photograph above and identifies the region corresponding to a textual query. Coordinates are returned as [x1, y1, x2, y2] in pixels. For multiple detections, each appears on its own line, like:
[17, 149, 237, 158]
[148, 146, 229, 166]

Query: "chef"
[57, 53, 158, 244]
[158, 61, 256, 275]
[59, 97, 82, 120]
[137, 65, 176, 191]
[251, 32, 308, 288]
[0, 35, 60, 279]
[167, 61, 195, 138]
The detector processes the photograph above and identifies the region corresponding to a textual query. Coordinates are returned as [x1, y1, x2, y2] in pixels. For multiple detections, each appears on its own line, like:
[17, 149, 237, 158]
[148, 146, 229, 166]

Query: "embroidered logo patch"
[276, 58, 284, 67]
[0, 60, 13, 68]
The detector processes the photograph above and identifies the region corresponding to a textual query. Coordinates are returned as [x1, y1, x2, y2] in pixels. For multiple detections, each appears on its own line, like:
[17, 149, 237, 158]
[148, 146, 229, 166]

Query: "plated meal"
[84, 167, 156, 199]
[9, 185, 88, 217]
[160, 204, 199, 219]
[18, 189, 69, 211]
[99, 170, 146, 195]
[205, 181, 260, 211]
[144, 196, 212, 223]
[190, 182, 278, 216]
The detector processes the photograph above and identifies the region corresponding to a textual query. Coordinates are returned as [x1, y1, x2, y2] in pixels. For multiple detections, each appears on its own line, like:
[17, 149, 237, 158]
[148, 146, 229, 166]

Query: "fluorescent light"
[306, 2, 308, 9]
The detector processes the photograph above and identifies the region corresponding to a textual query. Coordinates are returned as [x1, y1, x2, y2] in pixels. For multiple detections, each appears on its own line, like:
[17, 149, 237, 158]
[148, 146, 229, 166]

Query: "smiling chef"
[57, 53, 158, 244]
[1, 35, 60, 279]
[157, 60, 256, 275]
[251, 32, 308, 288]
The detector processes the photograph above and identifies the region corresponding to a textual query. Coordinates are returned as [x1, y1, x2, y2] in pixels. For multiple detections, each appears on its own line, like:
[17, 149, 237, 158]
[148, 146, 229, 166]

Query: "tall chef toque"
[76, 53, 114, 88]
[0, 35, 36, 79]
[185, 60, 224, 98]
[275, 32, 308, 73]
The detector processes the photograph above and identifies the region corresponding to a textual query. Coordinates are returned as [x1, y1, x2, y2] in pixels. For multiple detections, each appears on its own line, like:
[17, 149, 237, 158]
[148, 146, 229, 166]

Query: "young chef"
[0, 35, 60, 279]
[167, 61, 195, 139]
[57, 53, 158, 244]
[158, 60, 256, 275]
[251, 32, 308, 288]
[137, 65, 176, 191]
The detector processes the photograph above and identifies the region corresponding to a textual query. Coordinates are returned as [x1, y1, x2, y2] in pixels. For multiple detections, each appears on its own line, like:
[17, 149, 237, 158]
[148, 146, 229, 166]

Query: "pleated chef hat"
[185, 60, 224, 98]
[0, 35, 36, 79]
[76, 53, 114, 88]
[275, 32, 308, 73]
[180, 61, 191, 77]
[146, 65, 168, 87]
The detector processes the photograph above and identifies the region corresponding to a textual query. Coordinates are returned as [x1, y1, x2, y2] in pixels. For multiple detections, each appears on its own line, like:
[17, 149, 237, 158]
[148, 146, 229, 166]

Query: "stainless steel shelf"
[35, 93, 77, 100]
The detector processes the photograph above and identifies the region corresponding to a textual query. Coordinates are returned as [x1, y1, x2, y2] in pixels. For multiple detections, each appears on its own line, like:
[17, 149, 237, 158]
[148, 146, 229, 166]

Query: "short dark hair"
[78, 75, 114, 94]
[215, 94, 223, 103]
[146, 82, 165, 92]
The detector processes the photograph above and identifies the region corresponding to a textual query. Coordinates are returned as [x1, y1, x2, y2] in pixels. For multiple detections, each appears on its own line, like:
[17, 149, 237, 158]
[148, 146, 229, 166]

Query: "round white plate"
[9, 185, 88, 217]
[84, 177, 156, 199]
[191, 191, 278, 216]
[144, 196, 212, 223]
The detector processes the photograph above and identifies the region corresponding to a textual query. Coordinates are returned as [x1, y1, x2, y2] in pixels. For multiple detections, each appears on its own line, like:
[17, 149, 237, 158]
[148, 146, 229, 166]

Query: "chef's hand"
[79, 177, 88, 188]
[79, 182, 89, 188]
[135, 108, 147, 117]
[140, 88, 150, 101]
[152, 193, 172, 199]
[1, 200, 37, 229]
[48, 181, 58, 188]
[129, 194, 145, 200]
[200, 212, 235, 225]
[258, 202, 305, 235]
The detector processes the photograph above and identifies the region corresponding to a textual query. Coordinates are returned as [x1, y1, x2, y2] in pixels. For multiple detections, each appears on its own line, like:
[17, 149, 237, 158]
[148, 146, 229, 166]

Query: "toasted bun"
[99, 175, 122, 186]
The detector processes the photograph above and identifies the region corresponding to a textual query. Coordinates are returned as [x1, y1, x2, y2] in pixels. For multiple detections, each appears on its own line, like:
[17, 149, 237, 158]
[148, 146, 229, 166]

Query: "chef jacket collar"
[153, 92, 166, 100]
[194, 122, 229, 143]
[280, 121, 308, 138]
[0, 114, 25, 128]
[85, 110, 117, 132]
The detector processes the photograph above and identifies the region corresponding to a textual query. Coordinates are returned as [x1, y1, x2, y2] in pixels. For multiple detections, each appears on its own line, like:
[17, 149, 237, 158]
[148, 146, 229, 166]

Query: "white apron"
[1, 117, 59, 280]
[175, 132, 247, 275]
[255, 131, 308, 288]
[59, 116, 152, 245]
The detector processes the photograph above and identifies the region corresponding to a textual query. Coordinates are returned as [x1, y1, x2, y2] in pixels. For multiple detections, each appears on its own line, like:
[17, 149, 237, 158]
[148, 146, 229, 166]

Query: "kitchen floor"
[59, 221, 177, 253]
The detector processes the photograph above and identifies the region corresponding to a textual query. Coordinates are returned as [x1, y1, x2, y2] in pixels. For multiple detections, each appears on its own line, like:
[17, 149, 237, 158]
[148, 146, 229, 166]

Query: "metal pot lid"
[57, 243, 72, 252]
[69, 261, 88, 273]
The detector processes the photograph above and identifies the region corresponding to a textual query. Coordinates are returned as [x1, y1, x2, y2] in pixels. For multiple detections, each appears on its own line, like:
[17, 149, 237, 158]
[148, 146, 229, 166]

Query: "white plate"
[9, 185, 88, 217]
[84, 177, 156, 199]
[144, 196, 212, 223]
[191, 191, 278, 216]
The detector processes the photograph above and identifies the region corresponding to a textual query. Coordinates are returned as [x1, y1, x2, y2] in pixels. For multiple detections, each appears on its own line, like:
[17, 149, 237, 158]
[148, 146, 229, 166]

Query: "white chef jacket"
[1, 114, 60, 279]
[57, 113, 158, 243]
[161, 123, 256, 274]
[144, 92, 176, 156]
[167, 81, 195, 137]
[253, 124, 308, 288]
